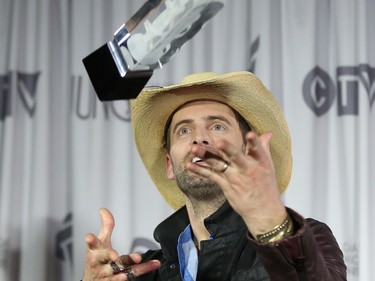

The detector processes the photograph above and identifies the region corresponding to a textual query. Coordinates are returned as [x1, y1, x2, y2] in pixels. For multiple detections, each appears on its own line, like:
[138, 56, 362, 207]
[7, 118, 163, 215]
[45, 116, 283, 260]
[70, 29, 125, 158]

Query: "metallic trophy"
[82, 0, 225, 101]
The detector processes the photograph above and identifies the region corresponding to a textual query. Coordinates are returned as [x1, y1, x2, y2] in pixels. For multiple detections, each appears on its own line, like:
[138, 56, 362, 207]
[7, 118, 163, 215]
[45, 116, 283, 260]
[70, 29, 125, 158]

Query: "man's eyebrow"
[206, 115, 232, 125]
[172, 115, 232, 134]
[172, 119, 194, 134]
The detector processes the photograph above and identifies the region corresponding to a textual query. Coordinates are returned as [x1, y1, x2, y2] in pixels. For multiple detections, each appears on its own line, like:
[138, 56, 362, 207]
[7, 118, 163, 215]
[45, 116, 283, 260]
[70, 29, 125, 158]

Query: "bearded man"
[82, 71, 347, 281]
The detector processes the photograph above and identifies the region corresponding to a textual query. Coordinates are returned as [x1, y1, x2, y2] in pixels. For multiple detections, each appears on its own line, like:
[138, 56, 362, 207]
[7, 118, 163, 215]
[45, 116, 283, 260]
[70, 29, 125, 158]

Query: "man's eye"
[212, 124, 224, 131]
[178, 128, 190, 135]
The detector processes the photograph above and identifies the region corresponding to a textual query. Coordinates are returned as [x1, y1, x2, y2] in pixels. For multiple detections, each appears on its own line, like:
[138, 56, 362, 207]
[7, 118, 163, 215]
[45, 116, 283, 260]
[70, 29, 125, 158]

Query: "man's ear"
[166, 155, 175, 180]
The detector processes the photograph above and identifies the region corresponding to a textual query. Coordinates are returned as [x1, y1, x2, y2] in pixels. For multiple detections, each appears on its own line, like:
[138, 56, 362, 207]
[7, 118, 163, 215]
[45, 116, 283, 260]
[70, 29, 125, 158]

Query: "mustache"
[183, 143, 246, 164]
[184, 146, 223, 163]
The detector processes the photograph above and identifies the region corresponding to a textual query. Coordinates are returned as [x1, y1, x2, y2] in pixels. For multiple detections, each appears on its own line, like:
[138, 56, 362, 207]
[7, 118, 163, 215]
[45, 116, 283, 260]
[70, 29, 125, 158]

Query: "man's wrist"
[255, 213, 294, 243]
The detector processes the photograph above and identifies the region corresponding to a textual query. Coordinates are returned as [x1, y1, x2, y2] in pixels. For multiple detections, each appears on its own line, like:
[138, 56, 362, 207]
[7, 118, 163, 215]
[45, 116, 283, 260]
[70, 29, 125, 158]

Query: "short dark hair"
[163, 107, 251, 152]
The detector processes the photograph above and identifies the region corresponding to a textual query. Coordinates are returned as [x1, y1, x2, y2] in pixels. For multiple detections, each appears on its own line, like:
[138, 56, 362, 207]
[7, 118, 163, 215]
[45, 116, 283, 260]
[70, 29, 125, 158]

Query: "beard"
[171, 157, 225, 202]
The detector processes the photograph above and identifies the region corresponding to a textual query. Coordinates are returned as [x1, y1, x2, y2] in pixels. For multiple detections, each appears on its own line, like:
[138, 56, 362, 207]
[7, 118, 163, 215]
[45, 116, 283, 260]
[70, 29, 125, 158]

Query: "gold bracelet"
[256, 213, 294, 243]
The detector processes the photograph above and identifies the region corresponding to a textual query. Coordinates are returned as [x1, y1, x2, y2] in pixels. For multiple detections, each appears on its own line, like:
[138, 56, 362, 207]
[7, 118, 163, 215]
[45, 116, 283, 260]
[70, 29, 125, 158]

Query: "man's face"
[165, 100, 245, 201]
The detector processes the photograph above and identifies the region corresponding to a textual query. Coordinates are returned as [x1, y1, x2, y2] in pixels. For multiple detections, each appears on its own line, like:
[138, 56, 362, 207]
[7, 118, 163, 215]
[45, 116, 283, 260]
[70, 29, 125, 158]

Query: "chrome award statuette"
[82, 0, 224, 101]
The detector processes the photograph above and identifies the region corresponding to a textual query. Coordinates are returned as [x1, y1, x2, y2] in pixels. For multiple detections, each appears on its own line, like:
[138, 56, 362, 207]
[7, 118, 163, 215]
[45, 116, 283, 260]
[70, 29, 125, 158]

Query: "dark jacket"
[138, 202, 346, 281]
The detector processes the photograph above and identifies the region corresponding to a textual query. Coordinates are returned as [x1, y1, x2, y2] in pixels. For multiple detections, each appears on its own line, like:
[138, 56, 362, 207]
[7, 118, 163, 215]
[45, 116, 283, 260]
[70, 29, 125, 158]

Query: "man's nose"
[192, 130, 211, 146]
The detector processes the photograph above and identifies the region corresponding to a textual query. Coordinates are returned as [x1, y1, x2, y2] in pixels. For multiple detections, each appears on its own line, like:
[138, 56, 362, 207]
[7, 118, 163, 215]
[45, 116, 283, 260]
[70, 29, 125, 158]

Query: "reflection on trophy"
[83, 0, 224, 101]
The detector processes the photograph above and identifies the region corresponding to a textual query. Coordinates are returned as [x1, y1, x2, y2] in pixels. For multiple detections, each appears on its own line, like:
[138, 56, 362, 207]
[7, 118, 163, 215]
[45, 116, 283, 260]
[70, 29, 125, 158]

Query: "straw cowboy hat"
[130, 71, 292, 210]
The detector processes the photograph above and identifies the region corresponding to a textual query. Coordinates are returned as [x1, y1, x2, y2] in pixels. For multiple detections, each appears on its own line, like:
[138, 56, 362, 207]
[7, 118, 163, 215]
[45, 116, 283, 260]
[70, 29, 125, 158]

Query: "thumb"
[97, 208, 115, 247]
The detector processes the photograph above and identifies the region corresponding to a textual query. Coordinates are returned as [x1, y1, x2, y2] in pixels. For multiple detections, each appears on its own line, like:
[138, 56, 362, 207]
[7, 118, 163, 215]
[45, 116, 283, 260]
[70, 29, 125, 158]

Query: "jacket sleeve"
[248, 208, 347, 281]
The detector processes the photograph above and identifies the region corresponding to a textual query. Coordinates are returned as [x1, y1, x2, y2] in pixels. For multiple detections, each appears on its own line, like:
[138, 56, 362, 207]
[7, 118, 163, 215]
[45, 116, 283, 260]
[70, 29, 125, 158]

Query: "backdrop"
[0, 0, 373, 280]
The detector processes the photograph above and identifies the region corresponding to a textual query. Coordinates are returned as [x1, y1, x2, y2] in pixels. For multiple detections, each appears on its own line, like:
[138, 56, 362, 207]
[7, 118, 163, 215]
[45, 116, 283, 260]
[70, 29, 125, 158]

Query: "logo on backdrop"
[0, 237, 7, 271]
[56, 213, 73, 264]
[303, 64, 375, 116]
[0, 71, 40, 120]
[248, 36, 260, 74]
[70, 76, 131, 121]
[0, 73, 11, 120]
[0, 72, 131, 121]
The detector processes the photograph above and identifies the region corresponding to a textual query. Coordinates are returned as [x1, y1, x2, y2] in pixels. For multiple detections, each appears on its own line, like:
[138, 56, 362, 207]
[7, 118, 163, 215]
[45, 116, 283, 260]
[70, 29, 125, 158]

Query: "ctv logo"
[303, 64, 375, 116]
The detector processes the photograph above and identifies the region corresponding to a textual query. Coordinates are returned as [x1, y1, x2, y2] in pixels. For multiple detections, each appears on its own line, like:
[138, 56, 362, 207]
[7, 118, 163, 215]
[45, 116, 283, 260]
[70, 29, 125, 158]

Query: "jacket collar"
[153, 201, 247, 262]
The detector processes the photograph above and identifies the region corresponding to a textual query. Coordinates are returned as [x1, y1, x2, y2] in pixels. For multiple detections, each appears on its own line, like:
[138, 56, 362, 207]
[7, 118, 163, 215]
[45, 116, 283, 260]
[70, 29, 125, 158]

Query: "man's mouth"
[192, 156, 202, 163]
[191, 156, 210, 168]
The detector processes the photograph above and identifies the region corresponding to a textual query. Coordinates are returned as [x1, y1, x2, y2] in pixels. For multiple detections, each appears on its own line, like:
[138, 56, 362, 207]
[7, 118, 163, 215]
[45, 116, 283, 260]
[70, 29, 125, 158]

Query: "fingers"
[85, 254, 160, 280]
[118, 253, 142, 267]
[98, 208, 115, 246]
[85, 208, 117, 256]
[189, 132, 272, 169]
[84, 208, 119, 276]
[193, 147, 229, 172]
[85, 233, 103, 251]
[245, 131, 273, 159]
[83, 210, 160, 281]
[123, 259, 161, 278]
[215, 131, 273, 168]
[112, 256, 161, 280]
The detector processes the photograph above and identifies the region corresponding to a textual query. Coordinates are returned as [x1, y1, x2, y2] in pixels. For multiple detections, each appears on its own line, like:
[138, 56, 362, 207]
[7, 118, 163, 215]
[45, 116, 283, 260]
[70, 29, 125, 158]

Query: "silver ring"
[124, 267, 135, 280]
[220, 162, 228, 173]
[110, 261, 125, 274]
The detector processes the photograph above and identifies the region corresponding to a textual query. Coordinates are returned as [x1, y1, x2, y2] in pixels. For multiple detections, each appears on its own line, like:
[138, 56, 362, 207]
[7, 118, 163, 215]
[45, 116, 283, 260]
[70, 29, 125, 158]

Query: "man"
[82, 71, 347, 280]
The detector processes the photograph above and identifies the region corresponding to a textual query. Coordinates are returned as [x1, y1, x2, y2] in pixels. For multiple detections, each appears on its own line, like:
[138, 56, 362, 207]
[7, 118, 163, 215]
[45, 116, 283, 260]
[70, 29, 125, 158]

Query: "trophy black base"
[82, 43, 153, 101]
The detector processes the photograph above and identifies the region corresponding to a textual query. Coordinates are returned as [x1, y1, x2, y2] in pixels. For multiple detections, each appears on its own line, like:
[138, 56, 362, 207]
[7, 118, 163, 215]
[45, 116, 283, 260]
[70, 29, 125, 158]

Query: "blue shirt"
[177, 225, 198, 281]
